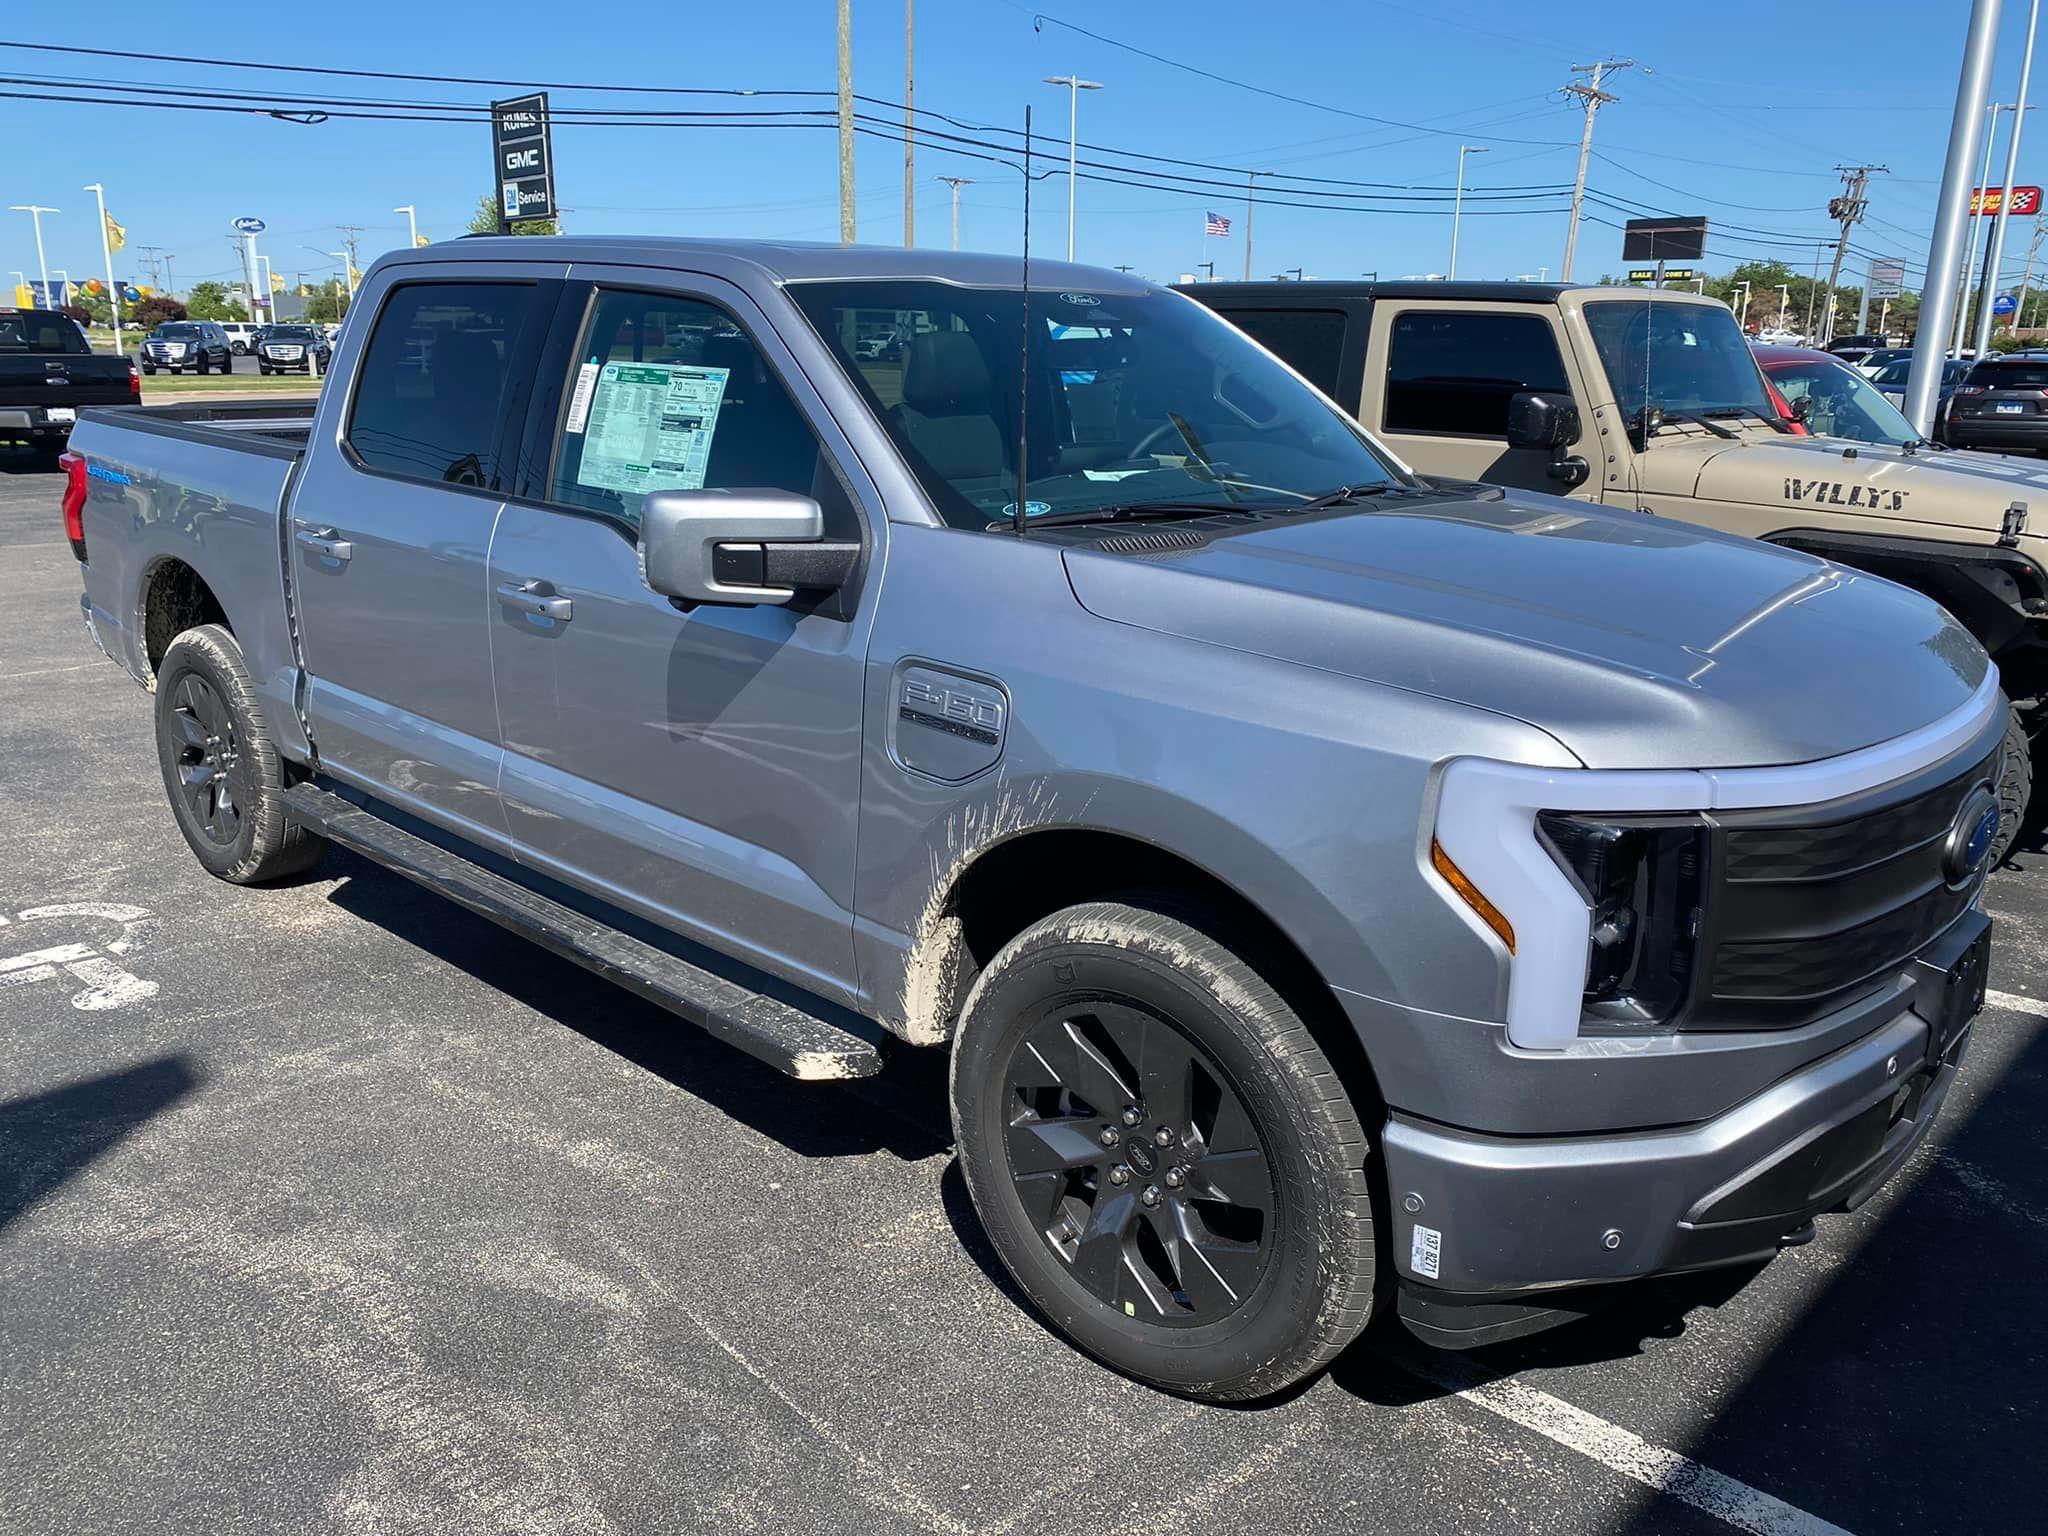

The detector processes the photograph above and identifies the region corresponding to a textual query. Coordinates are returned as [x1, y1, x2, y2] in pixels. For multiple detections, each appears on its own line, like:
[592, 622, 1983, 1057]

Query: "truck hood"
[1061, 489, 1989, 771]
[1649, 426, 2048, 540]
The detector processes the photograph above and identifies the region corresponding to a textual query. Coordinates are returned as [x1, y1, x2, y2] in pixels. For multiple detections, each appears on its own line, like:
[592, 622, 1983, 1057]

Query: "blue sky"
[3, 1, 2043, 297]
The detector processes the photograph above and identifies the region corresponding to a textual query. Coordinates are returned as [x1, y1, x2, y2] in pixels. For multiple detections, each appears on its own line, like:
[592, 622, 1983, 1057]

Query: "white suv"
[219, 322, 260, 355]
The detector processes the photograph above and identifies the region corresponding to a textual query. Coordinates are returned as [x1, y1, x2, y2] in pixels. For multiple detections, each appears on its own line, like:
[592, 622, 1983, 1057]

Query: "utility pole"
[1560, 58, 1631, 281]
[1805, 242, 1824, 338]
[838, 0, 855, 244]
[164, 253, 175, 301]
[1243, 170, 1267, 280]
[1907, 0, 2003, 435]
[902, 0, 914, 247]
[1820, 164, 1885, 346]
[136, 244, 166, 292]
[1981, 0, 2042, 355]
[2018, 211, 2045, 333]
[337, 224, 363, 279]
[936, 176, 971, 250]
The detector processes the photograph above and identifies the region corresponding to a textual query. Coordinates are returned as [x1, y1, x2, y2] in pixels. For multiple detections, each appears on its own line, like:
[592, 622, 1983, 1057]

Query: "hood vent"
[1097, 528, 1209, 555]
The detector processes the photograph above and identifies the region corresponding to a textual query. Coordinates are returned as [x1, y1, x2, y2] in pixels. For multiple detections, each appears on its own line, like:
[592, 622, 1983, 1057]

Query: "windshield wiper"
[1701, 405, 1790, 434]
[989, 500, 1240, 532]
[1642, 408, 1738, 441]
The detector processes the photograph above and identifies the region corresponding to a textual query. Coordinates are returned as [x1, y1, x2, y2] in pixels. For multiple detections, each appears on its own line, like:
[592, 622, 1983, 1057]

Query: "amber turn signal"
[1431, 838, 1514, 953]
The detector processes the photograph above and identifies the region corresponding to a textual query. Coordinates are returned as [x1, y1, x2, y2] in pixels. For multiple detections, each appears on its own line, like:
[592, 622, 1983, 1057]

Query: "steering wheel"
[1126, 419, 1184, 463]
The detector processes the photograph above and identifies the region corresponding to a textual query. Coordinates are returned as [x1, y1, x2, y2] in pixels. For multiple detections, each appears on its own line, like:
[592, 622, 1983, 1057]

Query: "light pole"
[10, 204, 57, 302]
[51, 268, 70, 303]
[329, 251, 355, 307]
[1777, 283, 1791, 330]
[936, 176, 972, 250]
[85, 183, 124, 354]
[258, 255, 276, 321]
[1734, 280, 1752, 326]
[1043, 74, 1103, 261]
[394, 204, 418, 249]
[1450, 145, 1488, 281]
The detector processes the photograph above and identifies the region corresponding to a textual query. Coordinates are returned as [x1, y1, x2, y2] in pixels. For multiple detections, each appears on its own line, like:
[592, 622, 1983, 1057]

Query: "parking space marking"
[1411, 1359, 1854, 1536]
[1984, 988, 2047, 1021]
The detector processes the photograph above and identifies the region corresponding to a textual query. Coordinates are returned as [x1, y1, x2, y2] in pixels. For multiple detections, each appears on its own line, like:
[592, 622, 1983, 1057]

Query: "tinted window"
[1583, 300, 1778, 426]
[547, 288, 842, 533]
[791, 280, 1402, 531]
[1966, 359, 2048, 389]
[1383, 310, 1569, 436]
[347, 282, 537, 488]
[0, 312, 88, 354]
[1219, 308, 1348, 392]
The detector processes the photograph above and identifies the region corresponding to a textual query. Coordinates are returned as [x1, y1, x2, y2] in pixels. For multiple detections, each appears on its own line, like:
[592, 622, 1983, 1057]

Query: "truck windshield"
[0, 311, 88, 355]
[1764, 358, 1919, 447]
[789, 280, 1404, 529]
[1583, 300, 1778, 430]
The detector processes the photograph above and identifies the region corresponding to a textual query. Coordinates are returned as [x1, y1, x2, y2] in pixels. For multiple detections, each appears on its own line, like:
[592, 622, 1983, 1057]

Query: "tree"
[468, 191, 557, 237]
[132, 296, 188, 328]
[304, 288, 348, 324]
[186, 281, 248, 323]
[59, 303, 90, 327]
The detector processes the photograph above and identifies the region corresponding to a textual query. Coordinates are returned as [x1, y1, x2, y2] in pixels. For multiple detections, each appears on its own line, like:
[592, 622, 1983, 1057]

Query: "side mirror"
[1789, 395, 1813, 424]
[1505, 390, 1581, 451]
[639, 488, 858, 607]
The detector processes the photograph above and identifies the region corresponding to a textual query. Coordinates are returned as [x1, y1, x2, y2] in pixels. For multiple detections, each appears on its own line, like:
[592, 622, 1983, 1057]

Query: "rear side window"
[1383, 310, 1569, 436]
[347, 282, 538, 488]
[1968, 360, 2048, 389]
[1218, 308, 1348, 393]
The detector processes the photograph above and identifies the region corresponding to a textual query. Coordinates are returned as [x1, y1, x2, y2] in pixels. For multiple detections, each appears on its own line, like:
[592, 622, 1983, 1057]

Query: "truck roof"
[399, 235, 1155, 294]
[1176, 279, 1725, 308]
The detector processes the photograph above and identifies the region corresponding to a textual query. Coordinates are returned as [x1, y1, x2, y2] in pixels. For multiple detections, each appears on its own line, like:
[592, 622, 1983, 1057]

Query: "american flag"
[1205, 211, 1231, 237]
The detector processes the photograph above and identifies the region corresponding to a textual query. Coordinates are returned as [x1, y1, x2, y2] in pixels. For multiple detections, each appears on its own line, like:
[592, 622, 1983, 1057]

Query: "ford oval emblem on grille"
[1943, 788, 2001, 886]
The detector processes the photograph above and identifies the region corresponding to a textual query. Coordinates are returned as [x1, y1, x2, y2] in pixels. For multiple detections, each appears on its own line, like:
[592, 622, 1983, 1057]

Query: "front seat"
[896, 332, 1007, 482]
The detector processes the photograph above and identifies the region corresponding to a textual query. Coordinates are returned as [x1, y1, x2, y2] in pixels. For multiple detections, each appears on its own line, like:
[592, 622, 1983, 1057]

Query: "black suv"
[254, 324, 333, 375]
[139, 321, 234, 376]
[1947, 353, 2048, 453]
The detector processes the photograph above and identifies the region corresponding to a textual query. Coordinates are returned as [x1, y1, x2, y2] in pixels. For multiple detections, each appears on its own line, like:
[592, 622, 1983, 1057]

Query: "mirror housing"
[1789, 395, 1813, 424]
[639, 488, 856, 607]
[1505, 390, 1581, 451]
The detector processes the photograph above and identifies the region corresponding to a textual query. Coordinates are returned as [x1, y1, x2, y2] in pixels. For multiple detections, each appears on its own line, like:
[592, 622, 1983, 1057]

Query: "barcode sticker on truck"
[563, 362, 600, 434]
[1410, 1223, 1442, 1280]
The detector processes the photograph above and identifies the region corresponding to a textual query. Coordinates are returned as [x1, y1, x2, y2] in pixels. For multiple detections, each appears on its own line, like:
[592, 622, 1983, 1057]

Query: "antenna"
[1014, 104, 1032, 539]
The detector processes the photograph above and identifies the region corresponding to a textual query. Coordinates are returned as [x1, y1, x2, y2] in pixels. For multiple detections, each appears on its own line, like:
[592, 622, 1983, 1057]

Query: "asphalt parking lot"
[2, 452, 2045, 1536]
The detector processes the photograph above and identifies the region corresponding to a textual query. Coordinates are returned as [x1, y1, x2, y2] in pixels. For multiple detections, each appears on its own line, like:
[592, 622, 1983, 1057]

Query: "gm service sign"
[492, 92, 555, 226]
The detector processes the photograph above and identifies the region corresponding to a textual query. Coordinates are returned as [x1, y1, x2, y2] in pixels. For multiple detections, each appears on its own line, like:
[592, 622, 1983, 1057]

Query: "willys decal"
[1783, 479, 1910, 512]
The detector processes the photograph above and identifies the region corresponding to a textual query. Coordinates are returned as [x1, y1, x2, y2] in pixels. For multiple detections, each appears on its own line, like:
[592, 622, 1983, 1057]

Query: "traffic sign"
[1970, 185, 2042, 217]
[232, 216, 266, 234]
[1995, 293, 2019, 317]
[492, 92, 556, 229]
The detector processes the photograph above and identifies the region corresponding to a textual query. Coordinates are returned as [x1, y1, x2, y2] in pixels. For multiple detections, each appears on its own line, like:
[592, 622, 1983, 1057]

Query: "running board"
[283, 784, 883, 1081]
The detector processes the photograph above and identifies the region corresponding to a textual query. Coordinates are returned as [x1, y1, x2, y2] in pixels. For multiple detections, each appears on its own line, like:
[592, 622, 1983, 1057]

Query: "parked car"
[254, 323, 332, 375]
[219, 322, 261, 355]
[64, 239, 2003, 1400]
[1753, 344, 1922, 445]
[1868, 356, 1971, 439]
[1857, 347, 1914, 378]
[0, 306, 137, 460]
[1948, 353, 2048, 455]
[1827, 333, 1893, 356]
[1182, 279, 2044, 853]
[139, 321, 234, 376]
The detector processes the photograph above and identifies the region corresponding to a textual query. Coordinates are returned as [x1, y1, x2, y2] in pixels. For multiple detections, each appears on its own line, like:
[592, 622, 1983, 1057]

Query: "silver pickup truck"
[62, 237, 2001, 1400]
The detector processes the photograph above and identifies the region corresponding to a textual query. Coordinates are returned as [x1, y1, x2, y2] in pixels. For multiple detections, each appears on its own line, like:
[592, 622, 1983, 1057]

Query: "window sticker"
[576, 361, 731, 496]
[564, 361, 600, 434]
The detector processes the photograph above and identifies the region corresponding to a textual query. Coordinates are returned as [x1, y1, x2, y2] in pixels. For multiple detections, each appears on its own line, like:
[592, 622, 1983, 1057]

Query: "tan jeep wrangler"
[1181, 279, 2044, 853]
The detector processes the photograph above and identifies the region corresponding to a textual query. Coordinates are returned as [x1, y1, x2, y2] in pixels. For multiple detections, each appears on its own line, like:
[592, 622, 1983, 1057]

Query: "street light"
[1043, 74, 1103, 262]
[51, 268, 70, 303]
[328, 251, 355, 304]
[394, 204, 418, 249]
[9, 205, 58, 301]
[1450, 145, 1488, 281]
[1777, 283, 1792, 333]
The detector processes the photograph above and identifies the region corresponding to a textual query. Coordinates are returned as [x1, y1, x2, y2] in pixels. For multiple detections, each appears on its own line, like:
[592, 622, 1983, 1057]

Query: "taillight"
[59, 451, 87, 561]
[128, 363, 141, 398]
[1958, 385, 1987, 396]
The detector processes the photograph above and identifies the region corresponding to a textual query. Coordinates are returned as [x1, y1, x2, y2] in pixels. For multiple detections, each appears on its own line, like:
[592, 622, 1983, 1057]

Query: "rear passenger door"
[484, 273, 880, 1005]
[291, 271, 555, 843]
[1363, 302, 1597, 496]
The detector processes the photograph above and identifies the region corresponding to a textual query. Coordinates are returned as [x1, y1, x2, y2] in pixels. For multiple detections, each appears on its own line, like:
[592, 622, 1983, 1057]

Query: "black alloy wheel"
[168, 672, 245, 845]
[1004, 1000, 1275, 1326]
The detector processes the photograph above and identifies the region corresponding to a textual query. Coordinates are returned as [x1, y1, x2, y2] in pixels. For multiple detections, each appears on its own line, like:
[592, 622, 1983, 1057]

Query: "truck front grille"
[1684, 738, 2000, 1030]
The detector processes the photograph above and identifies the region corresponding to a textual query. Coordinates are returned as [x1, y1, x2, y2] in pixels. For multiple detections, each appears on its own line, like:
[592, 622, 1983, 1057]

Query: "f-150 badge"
[1783, 479, 1910, 512]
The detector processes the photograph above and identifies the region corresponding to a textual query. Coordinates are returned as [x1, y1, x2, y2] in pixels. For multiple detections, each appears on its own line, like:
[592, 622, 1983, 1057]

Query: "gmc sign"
[491, 92, 556, 229]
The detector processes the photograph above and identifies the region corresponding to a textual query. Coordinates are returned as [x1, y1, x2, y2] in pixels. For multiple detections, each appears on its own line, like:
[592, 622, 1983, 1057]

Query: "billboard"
[493, 93, 556, 228]
[1868, 258, 1907, 300]
[1969, 185, 2042, 217]
[1621, 216, 1708, 262]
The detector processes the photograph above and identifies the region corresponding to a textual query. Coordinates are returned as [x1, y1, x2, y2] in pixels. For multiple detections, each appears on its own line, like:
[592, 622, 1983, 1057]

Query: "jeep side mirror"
[1506, 390, 1581, 451]
[639, 488, 858, 607]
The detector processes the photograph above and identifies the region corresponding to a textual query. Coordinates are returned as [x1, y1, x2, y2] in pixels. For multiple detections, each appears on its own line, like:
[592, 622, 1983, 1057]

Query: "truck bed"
[71, 400, 320, 763]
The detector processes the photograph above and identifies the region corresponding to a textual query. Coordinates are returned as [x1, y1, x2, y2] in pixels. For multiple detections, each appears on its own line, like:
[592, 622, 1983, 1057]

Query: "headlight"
[1536, 813, 1708, 1029]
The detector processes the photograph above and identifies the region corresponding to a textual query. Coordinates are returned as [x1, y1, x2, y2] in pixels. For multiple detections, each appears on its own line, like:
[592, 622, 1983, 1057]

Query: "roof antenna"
[1014, 103, 1032, 539]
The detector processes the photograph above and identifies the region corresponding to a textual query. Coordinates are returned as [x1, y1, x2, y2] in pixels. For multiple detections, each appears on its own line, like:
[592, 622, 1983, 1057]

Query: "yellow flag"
[103, 209, 126, 252]
[270, 269, 286, 293]
[414, 233, 430, 248]
[13, 283, 32, 307]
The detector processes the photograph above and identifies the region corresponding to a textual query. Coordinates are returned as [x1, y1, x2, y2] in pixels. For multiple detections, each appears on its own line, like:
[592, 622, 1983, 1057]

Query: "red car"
[1751, 344, 1926, 446]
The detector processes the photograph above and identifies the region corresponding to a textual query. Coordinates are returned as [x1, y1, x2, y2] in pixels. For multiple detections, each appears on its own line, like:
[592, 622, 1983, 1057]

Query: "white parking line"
[1985, 988, 2047, 1021]
[1410, 1358, 1855, 1536]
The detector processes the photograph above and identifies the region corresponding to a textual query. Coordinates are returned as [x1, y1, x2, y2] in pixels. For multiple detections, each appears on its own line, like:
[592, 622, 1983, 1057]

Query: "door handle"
[496, 579, 573, 622]
[294, 525, 353, 561]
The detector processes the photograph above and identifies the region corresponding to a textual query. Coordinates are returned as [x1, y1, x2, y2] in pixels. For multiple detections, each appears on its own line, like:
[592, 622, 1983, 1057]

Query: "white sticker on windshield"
[575, 361, 731, 496]
[564, 361, 600, 434]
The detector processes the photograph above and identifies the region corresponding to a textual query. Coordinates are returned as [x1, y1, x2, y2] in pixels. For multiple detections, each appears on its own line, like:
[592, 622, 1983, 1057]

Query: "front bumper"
[1384, 909, 1986, 1346]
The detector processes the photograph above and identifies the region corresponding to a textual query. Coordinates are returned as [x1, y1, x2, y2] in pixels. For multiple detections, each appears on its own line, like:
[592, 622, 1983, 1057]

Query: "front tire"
[153, 624, 326, 884]
[951, 901, 1377, 1401]
[1995, 698, 2035, 865]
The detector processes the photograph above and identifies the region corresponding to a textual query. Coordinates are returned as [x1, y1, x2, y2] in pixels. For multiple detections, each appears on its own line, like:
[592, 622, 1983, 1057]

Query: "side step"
[283, 784, 883, 1081]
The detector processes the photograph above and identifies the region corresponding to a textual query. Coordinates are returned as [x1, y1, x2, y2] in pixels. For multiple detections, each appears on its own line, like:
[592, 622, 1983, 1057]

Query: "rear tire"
[1996, 698, 2035, 866]
[153, 624, 326, 884]
[950, 901, 1378, 1402]
[196, 356, 210, 376]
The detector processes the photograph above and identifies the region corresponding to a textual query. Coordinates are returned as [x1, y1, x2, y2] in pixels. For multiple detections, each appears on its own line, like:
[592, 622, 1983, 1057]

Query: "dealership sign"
[492, 93, 556, 228]
[1970, 185, 2042, 217]
[232, 216, 266, 234]
[1868, 257, 1907, 300]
